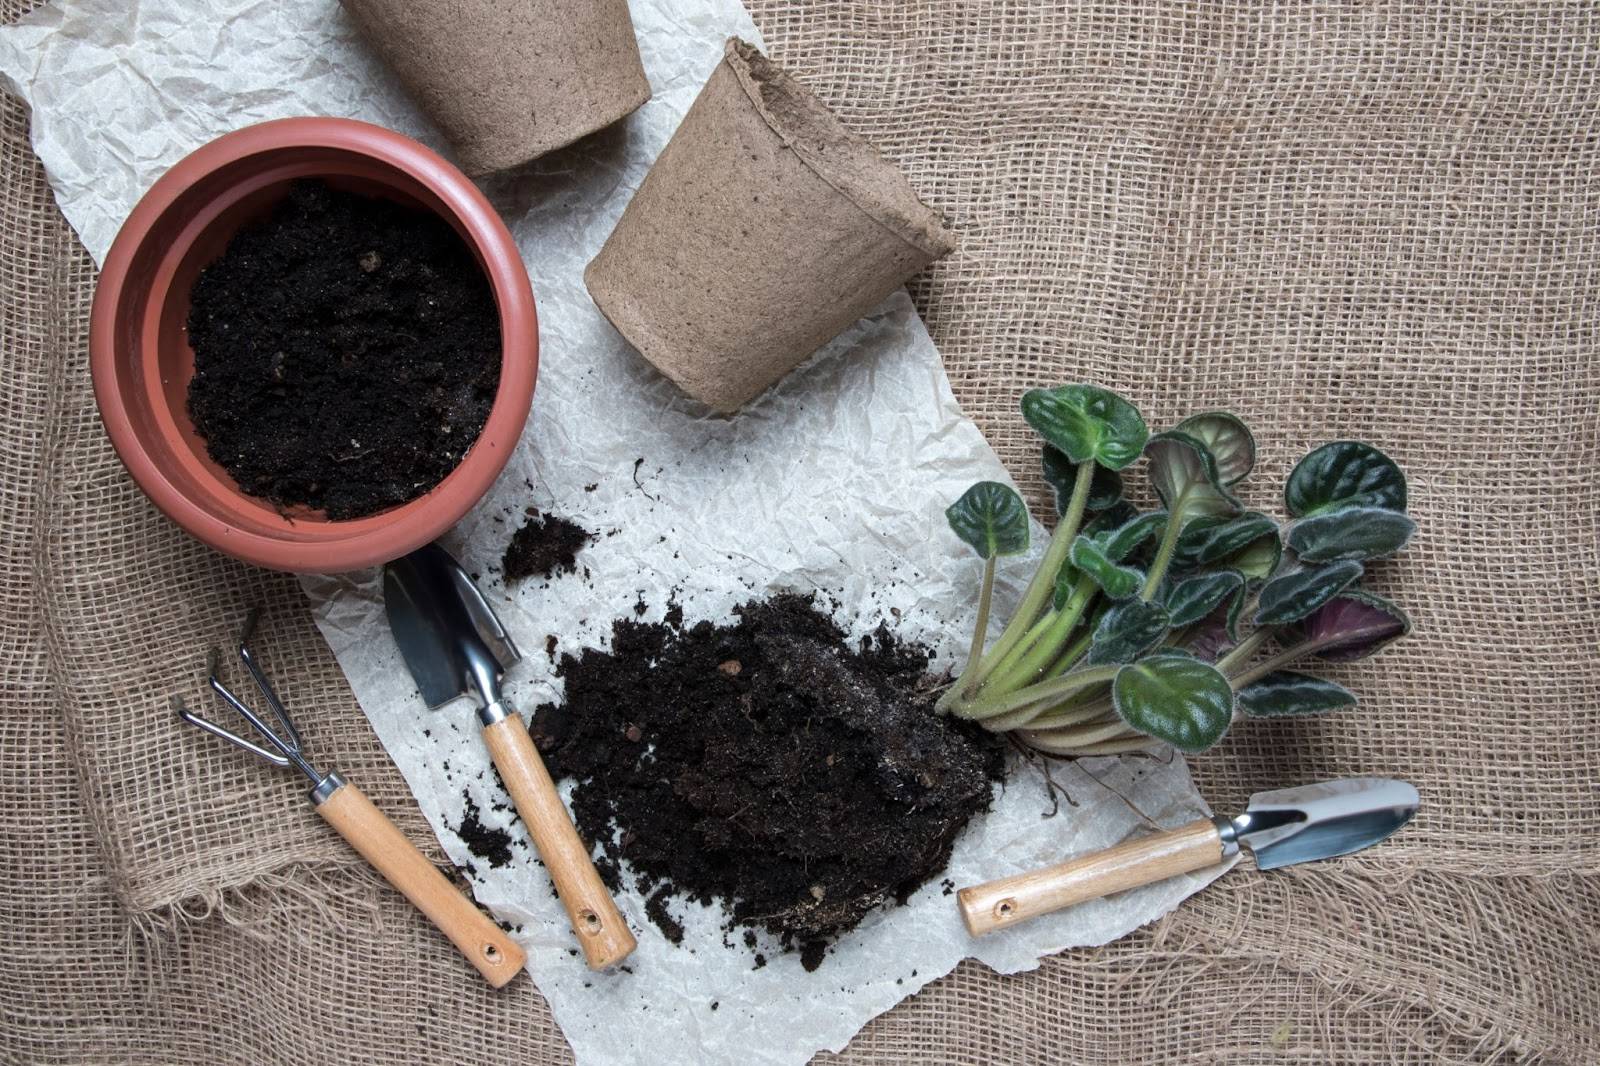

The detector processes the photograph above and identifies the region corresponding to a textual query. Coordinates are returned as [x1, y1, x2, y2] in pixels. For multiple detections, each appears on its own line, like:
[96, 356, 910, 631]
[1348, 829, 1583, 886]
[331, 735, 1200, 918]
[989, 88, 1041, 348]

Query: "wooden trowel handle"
[316, 780, 526, 987]
[482, 713, 637, 969]
[958, 818, 1224, 936]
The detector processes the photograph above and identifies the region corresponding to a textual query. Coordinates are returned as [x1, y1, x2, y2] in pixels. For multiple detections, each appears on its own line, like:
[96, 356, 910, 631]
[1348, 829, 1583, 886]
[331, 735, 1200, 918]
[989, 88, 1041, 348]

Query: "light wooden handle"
[316, 781, 525, 987]
[958, 817, 1224, 936]
[482, 713, 636, 970]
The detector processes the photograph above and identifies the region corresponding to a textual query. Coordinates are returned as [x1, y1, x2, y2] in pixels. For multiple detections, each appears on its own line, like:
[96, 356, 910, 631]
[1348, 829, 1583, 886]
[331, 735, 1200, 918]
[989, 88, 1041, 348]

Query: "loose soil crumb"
[502, 508, 592, 582]
[534, 594, 1003, 970]
[186, 179, 500, 519]
[455, 792, 514, 869]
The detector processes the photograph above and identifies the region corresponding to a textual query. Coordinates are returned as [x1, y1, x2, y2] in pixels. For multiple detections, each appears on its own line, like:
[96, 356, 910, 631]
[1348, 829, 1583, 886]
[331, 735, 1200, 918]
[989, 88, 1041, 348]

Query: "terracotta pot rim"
[89, 117, 537, 573]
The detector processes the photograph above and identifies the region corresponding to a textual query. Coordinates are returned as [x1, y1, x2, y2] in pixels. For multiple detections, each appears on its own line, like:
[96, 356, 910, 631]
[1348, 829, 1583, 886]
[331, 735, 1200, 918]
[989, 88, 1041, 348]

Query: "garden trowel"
[958, 776, 1418, 935]
[384, 543, 636, 969]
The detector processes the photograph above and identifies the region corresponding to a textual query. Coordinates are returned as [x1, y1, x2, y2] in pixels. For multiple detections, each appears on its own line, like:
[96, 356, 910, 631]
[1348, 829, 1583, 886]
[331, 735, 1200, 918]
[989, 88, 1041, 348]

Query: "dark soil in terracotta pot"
[533, 594, 1003, 970]
[186, 179, 501, 520]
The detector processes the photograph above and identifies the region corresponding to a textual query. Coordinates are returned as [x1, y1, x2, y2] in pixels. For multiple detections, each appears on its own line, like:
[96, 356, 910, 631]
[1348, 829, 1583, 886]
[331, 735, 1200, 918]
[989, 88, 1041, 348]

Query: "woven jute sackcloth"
[3, 0, 1597, 1061]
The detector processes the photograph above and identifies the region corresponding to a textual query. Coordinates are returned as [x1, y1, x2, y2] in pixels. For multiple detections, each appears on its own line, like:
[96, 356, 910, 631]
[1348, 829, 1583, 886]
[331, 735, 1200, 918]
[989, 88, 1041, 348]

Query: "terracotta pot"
[89, 117, 538, 574]
[585, 38, 955, 413]
[339, 0, 650, 176]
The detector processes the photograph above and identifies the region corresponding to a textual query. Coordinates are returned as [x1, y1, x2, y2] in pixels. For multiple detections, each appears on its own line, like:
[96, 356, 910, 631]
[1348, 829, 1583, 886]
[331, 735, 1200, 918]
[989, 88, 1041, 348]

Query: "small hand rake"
[174, 609, 525, 987]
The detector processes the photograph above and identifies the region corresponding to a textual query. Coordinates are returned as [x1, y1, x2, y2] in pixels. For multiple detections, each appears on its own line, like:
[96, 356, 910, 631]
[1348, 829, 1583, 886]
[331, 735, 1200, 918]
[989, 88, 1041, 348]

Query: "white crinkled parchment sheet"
[0, 1, 1232, 1062]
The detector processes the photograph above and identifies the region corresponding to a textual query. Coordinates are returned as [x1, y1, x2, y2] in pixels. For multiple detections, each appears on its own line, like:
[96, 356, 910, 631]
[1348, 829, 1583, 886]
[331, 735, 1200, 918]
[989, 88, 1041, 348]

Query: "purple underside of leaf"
[1301, 594, 1407, 661]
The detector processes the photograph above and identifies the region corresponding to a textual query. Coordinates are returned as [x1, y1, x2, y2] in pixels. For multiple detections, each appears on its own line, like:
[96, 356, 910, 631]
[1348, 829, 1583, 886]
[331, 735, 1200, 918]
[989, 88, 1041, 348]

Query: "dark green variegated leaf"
[1237, 671, 1358, 717]
[1022, 385, 1149, 470]
[1093, 510, 1167, 562]
[1068, 536, 1144, 601]
[1177, 411, 1255, 486]
[1165, 569, 1246, 628]
[1086, 600, 1171, 665]
[1143, 431, 1240, 526]
[945, 482, 1029, 560]
[1255, 561, 1364, 625]
[1285, 441, 1407, 518]
[1042, 446, 1124, 514]
[1053, 559, 1088, 610]
[1288, 507, 1416, 563]
[1083, 500, 1138, 537]
[1173, 511, 1280, 572]
[1290, 589, 1412, 661]
[1112, 653, 1235, 753]
[1228, 529, 1284, 580]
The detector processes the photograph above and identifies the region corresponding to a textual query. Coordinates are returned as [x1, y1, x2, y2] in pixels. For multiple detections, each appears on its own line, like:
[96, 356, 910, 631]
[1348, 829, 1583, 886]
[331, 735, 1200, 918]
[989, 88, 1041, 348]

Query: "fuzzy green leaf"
[1288, 507, 1416, 563]
[1022, 385, 1149, 471]
[1052, 559, 1088, 610]
[1068, 537, 1145, 601]
[1113, 653, 1236, 753]
[1173, 512, 1280, 574]
[945, 482, 1029, 560]
[1237, 670, 1358, 718]
[1042, 446, 1124, 514]
[1228, 530, 1285, 580]
[1165, 569, 1246, 628]
[1290, 589, 1411, 662]
[1177, 411, 1256, 486]
[1285, 441, 1407, 518]
[1083, 500, 1138, 537]
[1086, 600, 1171, 665]
[1093, 510, 1167, 562]
[1143, 431, 1241, 527]
[1255, 561, 1364, 625]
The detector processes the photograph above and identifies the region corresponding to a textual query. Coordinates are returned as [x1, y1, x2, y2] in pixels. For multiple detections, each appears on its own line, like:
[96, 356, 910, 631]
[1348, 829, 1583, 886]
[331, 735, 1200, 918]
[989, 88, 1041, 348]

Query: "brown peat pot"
[89, 117, 538, 573]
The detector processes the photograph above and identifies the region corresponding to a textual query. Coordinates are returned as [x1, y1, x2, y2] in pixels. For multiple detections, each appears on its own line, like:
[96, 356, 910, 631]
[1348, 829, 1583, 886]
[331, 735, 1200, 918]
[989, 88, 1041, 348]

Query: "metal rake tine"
[206, 647, 297, 762]
[172, 695, 291, 768]
[200, 650, 324, 784]
[236, 609, 305, 753]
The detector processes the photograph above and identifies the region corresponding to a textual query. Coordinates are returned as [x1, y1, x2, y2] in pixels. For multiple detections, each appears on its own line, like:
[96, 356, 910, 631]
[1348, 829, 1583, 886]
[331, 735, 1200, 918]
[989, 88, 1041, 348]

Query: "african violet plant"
[939, 384, 1413, 757]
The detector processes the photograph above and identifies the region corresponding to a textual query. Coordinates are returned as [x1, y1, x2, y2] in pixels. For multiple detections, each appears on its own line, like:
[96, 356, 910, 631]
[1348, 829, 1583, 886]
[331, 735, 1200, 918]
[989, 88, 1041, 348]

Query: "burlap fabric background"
[3, 0, 1596, 1061]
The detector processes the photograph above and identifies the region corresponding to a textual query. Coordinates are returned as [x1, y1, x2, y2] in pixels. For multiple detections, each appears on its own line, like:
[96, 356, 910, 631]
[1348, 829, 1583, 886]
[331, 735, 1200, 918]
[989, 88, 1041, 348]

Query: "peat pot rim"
[722, 37, 954, 260]
[89, 116, 538, 573]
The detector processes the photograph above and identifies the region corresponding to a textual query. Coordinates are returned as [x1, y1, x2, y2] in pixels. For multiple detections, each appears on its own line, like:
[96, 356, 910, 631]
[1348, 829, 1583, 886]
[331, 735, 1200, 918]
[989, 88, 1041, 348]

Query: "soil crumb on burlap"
[186, 179, 501, 519]
[533, 594, 1003, 970]
[502, 508, 592, 582]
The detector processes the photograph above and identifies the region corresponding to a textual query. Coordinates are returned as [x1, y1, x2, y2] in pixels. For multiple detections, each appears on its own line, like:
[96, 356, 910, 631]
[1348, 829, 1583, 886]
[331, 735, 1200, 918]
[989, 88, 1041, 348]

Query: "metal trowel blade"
[383, 543, 520, 710]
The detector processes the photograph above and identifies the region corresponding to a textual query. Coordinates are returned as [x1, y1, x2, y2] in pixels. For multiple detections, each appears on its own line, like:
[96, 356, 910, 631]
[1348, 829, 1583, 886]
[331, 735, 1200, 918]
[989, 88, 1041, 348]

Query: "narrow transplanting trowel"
[384, 543, 636, 970]
[958, 777, 1418, 936]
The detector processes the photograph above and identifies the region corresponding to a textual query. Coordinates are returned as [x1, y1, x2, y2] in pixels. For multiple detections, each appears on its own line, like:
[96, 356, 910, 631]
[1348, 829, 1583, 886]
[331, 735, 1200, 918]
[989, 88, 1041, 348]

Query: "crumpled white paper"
[0, 1, 1231, 1062]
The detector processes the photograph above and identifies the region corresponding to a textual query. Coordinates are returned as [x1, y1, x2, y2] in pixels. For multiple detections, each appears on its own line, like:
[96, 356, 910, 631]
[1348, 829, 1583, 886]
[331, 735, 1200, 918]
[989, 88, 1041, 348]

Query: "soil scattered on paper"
[533, 594, 1003, 970]
[503, 508, 592, 582]
[455, 792, 515, 869]
[186, 179, 500, 519]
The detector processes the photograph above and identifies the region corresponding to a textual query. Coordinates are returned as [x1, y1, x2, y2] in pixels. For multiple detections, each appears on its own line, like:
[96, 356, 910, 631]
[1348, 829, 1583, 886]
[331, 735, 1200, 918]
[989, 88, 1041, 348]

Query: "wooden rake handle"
[482, 713, 636, 970]
[316, 780, 525, 987]
[958, 818, 1225, 936]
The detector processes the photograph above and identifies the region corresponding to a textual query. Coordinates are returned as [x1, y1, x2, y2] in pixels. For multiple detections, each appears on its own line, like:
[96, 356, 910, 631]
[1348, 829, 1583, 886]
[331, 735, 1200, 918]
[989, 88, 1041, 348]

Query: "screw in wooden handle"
[957, 817, 1225, 936]
[314, 779, 526, 987]
[481, 713, 637, 969]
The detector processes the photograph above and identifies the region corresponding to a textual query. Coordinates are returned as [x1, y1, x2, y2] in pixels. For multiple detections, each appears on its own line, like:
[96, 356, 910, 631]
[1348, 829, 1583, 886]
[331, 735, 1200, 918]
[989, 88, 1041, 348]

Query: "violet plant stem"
[957, 663, 1121, 720]
[946, 461, 1097, 709]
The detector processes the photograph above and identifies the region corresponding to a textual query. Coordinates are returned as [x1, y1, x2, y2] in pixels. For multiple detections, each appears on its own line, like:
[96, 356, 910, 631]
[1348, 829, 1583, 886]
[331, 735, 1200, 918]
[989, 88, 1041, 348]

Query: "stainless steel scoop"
[383, 543, 635, 970]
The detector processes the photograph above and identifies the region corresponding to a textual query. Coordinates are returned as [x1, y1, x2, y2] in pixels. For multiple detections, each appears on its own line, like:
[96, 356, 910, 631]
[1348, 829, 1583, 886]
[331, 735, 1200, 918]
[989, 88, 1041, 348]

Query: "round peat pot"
[90, 117, 538, 574]
[585, 38, 954, 413]
[339, 0, 650, 176]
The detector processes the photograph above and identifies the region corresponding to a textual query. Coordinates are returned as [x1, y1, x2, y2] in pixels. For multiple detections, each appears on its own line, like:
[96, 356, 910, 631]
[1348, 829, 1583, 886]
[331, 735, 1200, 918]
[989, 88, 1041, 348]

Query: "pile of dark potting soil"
[186, 179, 501, 519]
[533, 595, 1004, 970]
[502, 508, 592, 582]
